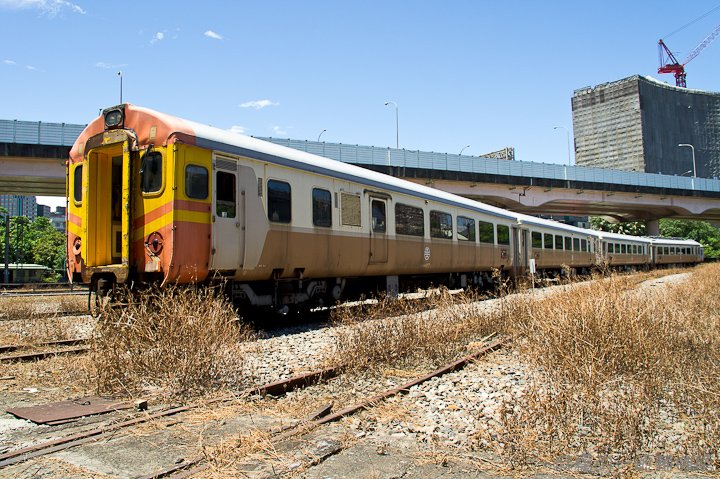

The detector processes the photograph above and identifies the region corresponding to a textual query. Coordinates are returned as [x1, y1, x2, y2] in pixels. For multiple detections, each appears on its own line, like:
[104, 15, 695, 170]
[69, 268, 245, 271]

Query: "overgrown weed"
[90, 285, 256, 399]
[332, 265, 719, 466]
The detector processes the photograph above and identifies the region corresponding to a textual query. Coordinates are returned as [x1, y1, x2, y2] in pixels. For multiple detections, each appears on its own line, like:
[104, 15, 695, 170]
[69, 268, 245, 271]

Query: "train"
[66, 104, 704, 309]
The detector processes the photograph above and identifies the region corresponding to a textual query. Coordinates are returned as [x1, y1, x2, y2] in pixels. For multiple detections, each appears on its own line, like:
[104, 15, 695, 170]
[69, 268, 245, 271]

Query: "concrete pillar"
[646, 219, 660, 236]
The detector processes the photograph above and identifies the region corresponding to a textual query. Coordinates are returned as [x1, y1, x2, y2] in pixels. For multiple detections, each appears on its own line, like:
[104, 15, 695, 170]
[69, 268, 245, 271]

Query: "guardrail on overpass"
[3, 119, 720, 197]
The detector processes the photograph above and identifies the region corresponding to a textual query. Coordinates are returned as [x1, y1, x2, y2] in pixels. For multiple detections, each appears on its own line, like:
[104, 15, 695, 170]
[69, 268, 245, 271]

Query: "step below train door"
[210, 155, 242, 272]
[369, 196, 389, 264]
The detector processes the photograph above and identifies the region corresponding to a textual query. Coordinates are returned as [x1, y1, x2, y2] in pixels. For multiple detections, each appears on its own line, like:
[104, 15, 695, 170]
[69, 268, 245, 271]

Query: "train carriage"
[67, 104, 705, 310]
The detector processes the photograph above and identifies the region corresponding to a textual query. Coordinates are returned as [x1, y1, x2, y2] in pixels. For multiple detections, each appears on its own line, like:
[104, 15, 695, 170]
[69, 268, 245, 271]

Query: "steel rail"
[154, 337, 508, 479]
[0, 366, 341, 469]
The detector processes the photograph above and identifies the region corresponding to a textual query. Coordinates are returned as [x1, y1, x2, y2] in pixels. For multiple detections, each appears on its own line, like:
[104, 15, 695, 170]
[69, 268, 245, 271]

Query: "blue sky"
[1, 0, 719, 207]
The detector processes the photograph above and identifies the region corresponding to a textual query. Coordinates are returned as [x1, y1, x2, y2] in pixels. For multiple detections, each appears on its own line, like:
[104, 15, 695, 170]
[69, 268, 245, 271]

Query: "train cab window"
[371, 199, 386, 233]
[581, 239, 588, 252]
[215, 171, 236, 218]
[313, 188, 332, 227]
[564, 237, 572, 251]
[478, 221, 494, 244]
[544, 234, 554, 249]
[185, 165, 208, 199]
[531, 231, 542, 248]
[140, 151, 163, 193]
[395, 203, 424, 237]
[73, 165, 82, 203]
[573, 238, 580, 251]
[430, 211, 453, 239]
[267, 180, 291, 223]
[497, 224, 510, 245]
[457, 216, 476, 242]
[555, 235, 564, 250]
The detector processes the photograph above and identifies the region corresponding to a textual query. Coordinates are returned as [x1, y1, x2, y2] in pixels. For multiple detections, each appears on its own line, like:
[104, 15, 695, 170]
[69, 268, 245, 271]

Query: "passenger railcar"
[66, 104, 704, 310]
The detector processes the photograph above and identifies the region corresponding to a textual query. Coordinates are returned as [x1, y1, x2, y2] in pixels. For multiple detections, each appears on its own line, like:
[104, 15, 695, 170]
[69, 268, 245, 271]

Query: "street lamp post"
[3, 213, 9, 284]
[317, 129, 326, 142]
[553, 126, 572, 165]
[678, 143, 696, 190]
[384, 101, 398, 149]
[460, 145, 470, 156]
[118, 71, 123, 104]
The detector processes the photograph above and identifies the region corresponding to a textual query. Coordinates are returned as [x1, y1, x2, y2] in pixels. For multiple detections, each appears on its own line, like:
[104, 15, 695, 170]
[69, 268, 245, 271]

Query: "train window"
[581, 239, 587, 252]
[457, 216, 476, 242]
[478, 221, 494, 243]
[430, 211, 453, 239]
[395, 203, 424, 237]
[544, 233, 554, 249]
[215, 171, 236, 218]
[371, 199, 386, 233]
[564, 237, 572, 250]
[497, 224, 510, 245]
[267, 180, 291, 223]
[531, 232, 542, 248]
[573, 238, 580, 251]
[185, 165, 208, 199]
[621, 244, 627, 254]
[313, 188, 332, 227]
[341, 193, 361, 227]
[555, 235, 564, 250]
[664, 247, 669, 255]
[140, 151, 163, 193]
[73, 165, 82, 203]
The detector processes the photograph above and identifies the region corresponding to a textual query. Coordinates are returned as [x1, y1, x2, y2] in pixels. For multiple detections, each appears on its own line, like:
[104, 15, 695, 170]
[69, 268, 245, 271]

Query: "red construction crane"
[658, 23, 720, 87]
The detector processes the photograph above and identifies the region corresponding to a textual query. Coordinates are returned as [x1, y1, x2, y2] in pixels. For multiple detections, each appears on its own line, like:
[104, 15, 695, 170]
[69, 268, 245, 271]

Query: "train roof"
[648, 237, 702, 247]
[594, 231, 653, 244]
[74, 104, 521, 221]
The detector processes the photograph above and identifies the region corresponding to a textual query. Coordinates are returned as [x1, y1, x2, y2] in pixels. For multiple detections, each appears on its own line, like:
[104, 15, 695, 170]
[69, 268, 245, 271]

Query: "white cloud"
[239, 99, 279, 110]
[25, 64, 39, 71]
[95, 61, 127, 69]
[272, 126, 288, 136]
[3, 59, 17, 65]
[228, 125, 247, 135]
[0, 0, 86, 15]
[204, 30, 223, 40]
[150, 31, 165, 44]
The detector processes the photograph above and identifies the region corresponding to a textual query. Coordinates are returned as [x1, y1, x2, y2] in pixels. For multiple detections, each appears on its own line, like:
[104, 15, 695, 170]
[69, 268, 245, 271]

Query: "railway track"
[0, 337, 507, 474]
[0, 338, 90, 362]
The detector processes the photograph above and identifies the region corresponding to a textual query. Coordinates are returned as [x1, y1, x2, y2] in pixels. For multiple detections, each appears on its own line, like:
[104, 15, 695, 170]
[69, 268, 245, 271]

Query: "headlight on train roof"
[103, 106, 125, 130]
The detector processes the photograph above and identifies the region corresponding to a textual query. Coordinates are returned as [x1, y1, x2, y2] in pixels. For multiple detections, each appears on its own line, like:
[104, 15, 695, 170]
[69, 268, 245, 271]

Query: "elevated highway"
[3, 120, 720, 225]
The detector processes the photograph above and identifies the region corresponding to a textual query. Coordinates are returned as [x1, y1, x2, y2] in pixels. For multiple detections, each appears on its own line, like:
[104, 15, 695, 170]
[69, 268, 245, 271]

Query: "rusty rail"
[0, 366, 341, 469]
[154, 337, 508, 479]
[0, 338, 88, 355]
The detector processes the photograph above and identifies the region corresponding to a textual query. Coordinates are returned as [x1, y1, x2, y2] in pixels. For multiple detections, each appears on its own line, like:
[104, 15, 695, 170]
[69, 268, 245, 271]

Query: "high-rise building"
[0, 195, 37, 220]
[572, 75, 720, 178]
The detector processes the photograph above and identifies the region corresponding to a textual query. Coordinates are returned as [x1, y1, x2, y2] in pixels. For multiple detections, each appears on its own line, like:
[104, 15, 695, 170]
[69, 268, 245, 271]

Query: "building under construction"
[572, 75, 720, 179]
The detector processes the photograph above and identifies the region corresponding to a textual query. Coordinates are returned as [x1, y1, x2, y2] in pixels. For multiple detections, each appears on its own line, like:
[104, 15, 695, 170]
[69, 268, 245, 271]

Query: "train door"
[512, 226, 528, 276]
[211, 156, 242, 271]
[369, 197, 388, 264]
[81, 134, 131, 285]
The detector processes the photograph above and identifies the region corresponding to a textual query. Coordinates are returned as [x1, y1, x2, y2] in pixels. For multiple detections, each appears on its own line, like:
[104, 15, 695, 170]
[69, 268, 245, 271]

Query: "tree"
[590, 217, 647, 236]
[659, 219, 720, 259]
[0, 215, 66, 273]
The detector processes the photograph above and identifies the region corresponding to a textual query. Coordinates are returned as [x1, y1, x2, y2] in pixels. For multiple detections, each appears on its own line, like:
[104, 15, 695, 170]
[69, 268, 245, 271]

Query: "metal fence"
[2, 119, 717, 194]
[0, 119, 85, 147]
[262, 137, 720, 194]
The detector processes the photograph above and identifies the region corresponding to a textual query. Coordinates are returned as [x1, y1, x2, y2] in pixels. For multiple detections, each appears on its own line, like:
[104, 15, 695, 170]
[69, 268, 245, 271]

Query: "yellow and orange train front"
[67, 105, 212, 289]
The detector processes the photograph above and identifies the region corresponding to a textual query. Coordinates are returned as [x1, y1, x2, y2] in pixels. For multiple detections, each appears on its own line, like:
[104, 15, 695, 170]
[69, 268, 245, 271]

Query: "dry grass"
[331, 288, 498, 372]
[332, 265, 720, 466]
[493, 265, 719, 463]
[89, 286, 257, 399]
